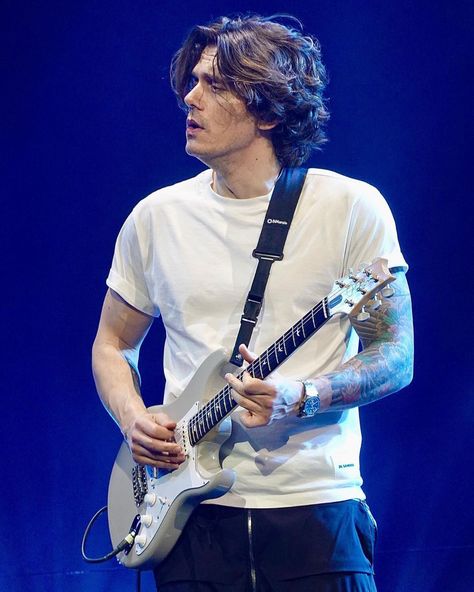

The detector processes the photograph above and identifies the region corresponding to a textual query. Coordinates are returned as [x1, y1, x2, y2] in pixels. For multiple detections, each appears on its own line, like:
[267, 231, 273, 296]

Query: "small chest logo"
[267, 218, 288, 225]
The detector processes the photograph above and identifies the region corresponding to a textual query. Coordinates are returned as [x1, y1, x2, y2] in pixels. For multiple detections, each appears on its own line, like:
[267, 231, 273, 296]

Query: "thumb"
[239, 344, 257, 363]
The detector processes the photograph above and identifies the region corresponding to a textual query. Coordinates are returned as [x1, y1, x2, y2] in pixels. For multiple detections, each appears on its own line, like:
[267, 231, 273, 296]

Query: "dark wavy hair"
[170, 14, 329, 167]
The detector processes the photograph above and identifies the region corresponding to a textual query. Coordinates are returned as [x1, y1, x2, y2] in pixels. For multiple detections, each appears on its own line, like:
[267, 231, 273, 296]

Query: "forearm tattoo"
[319, 272, 414, 410]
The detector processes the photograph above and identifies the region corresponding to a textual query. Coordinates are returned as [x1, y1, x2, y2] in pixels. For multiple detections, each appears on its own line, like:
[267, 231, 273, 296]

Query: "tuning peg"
[348, 268, 358, 281]
[370, 296, 381, 310]
[357, 307, 370, 321]
[382, 285, 395, 298]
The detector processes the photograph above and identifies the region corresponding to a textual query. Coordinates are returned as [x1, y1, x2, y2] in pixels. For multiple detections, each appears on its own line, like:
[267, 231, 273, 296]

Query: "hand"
[225, 345, 304, 427]
[124, 411, 186, 469]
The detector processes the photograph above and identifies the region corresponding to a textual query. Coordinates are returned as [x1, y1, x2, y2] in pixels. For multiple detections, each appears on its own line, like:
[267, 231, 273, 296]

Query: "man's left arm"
[227, 272, 413, 425]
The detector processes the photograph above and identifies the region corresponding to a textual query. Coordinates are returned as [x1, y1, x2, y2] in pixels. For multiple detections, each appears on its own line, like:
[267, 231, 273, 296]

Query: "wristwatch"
[297, 380, 321, 417]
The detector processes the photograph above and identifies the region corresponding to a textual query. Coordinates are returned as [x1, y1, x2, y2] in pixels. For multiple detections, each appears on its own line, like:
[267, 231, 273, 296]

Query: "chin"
[185, 141, 201, 157]
[185, 144, 214, 166]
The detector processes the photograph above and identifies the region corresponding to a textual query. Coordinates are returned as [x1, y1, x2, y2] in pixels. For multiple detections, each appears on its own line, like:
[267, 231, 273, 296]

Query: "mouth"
[186, 118, 204, 132]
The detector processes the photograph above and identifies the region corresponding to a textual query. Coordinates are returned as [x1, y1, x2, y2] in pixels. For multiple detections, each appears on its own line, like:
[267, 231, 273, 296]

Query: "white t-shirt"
[107, 168, 407, 508]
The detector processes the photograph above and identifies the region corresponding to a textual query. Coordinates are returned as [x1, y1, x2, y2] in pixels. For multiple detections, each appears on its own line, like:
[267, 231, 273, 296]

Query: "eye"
[210, 83, 225, 93]
[208, 76, 226, 93]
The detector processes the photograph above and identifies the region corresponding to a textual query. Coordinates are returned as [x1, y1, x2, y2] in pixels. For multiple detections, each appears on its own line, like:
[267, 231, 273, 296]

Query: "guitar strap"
[229, 167, 308, 367]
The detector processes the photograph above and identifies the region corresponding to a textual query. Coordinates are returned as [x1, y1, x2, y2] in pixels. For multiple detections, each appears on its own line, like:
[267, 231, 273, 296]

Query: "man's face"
[184, 46, 263, 167]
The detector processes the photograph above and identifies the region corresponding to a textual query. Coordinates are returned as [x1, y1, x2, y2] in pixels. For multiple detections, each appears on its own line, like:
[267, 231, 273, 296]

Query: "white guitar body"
[108, 349, 236, 570]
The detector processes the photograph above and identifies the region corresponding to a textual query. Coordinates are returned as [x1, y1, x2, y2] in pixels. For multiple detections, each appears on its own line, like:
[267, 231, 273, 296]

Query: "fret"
[221, 396, 229, 418]
[213, 399, 220, 423]
[258, 357, 263, 379]
[251, 363, 259, 381]
[227, 392, 237, 412]
[197, 421, 204, 441]
[274, 345, 280, 364]
[258, 353, 270, 380]
[207, 401, 214, 425]
[265, 350, 272, 374]
[276, 341, 283, 361]
[223, 394, 229, 413]
[267, 350, 273, 373]
[196, 409, 204, 431]
[204, 400, 214, 426]
[195, 419, 201, 441]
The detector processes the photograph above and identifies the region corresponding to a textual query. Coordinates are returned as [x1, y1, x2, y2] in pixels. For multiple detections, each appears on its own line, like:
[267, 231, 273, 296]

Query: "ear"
[257, 119, 279, 131]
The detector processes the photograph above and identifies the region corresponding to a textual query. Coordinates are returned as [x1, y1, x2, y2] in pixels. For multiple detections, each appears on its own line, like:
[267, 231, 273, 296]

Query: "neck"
[211, 148, 281, 200]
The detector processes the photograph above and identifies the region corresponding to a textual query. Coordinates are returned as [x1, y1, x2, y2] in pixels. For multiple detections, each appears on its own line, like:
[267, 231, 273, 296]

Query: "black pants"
[158, 575, 376, 591]
[155, 500, 377, 592]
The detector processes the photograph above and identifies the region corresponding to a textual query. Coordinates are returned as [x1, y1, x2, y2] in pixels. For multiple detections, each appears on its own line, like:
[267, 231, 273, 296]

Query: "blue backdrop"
[2, 1, 472, 590]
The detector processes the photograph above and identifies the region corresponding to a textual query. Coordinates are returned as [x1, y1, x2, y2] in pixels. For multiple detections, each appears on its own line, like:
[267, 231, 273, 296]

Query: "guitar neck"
[187, 296, 331, 446]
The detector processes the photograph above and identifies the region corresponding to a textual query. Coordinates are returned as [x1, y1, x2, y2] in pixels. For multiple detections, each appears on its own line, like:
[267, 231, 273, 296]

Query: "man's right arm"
[92, 289, 185, 469]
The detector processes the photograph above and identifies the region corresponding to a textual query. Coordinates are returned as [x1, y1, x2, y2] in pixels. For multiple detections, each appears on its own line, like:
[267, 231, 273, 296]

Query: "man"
[92, 14, 413, 592]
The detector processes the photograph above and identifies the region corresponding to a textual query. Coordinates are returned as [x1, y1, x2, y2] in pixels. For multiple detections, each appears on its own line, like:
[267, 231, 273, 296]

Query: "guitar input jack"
[81, 506, 141, 563]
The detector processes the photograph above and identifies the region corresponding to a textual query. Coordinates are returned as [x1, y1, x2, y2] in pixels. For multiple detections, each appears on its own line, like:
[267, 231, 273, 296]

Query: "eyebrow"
[191, 57, 225, 85]
[190, 70, 224, 85]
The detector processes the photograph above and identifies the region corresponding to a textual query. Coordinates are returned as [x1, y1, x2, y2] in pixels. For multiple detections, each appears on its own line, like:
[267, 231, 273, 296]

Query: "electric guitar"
[107, 258, 394, 569]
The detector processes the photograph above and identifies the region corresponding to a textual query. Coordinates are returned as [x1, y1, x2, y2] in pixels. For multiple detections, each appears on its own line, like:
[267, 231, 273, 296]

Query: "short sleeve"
[106, 211, 159, 317]
[344, 186, 408, 274]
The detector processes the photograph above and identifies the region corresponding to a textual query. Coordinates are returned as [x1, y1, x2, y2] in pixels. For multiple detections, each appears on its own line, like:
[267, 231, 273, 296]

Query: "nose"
[184, 81, 203, 110]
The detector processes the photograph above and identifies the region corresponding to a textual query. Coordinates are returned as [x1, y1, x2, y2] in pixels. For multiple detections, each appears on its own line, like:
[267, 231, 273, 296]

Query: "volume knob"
[144, 493, 157, 506]
[141, 514, 153, 527]
[135, 534, 147, 548]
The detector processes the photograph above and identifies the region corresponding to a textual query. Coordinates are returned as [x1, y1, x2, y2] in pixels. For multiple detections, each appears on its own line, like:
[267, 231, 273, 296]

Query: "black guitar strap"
[229, 167, 308, 367]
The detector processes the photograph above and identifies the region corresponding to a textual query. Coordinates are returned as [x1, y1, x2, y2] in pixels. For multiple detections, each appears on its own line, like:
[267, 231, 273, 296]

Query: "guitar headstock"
[327, 258, 395, 318]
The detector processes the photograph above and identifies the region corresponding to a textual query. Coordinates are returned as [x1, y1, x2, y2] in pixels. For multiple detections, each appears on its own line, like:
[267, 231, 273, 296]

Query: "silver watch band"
[297, 380, 320, 417]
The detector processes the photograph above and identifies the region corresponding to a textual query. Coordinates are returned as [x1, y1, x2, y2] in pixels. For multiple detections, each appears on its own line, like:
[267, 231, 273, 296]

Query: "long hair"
[170, 14, 329, 167]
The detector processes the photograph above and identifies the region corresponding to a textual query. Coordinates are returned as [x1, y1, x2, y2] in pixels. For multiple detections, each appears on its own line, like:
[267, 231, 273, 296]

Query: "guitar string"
[188, 274, 377, 440]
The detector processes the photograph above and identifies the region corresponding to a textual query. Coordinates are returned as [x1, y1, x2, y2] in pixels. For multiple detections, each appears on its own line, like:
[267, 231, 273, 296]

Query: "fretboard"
[187, 295, 332, 446]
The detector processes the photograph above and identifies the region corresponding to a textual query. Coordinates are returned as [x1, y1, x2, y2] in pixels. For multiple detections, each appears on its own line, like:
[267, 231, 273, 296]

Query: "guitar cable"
[81, 505, 142, 563]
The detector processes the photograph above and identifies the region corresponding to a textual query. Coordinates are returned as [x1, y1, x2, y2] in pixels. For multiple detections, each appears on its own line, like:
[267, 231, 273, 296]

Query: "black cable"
[81, 505, 141, 563]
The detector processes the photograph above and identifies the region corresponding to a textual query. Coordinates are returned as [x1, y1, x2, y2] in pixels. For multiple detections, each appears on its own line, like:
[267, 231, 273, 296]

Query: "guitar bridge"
[132, 464, 148, 507]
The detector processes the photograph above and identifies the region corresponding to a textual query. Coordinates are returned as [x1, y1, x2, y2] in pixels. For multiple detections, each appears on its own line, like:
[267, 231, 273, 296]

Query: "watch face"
[304, 396, 320, 416]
